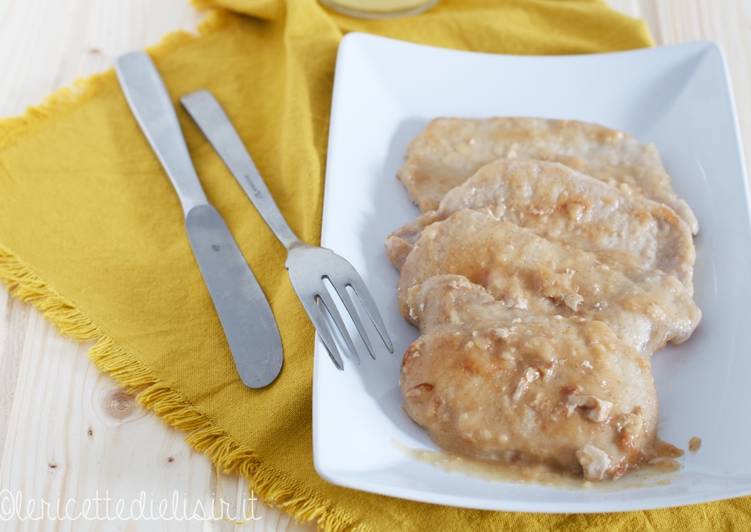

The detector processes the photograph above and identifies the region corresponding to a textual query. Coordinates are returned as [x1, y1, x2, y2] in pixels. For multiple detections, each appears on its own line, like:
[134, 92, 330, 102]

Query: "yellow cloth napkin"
[2, 0, 746, 529]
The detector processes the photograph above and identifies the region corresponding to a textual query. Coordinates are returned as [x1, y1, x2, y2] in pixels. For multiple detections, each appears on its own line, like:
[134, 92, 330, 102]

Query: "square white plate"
[313, 33, 751, 512]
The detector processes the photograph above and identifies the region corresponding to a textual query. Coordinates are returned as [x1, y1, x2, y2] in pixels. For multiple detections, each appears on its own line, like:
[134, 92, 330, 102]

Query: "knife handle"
[115, 52, 208, 214]
[180, 90, 302, 250]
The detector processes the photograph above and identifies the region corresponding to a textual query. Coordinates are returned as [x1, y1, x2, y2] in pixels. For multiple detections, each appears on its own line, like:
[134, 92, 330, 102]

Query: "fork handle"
[180, 90, 302, 250]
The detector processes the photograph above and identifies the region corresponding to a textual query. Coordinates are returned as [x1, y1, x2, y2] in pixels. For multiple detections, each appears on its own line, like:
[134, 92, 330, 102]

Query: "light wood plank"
[0, 312, 304, 531]
[0, 0, 202, 115]
[1, 1, 749, 530]
[0, 291, 29, 452]
[0, 0, 308, 530]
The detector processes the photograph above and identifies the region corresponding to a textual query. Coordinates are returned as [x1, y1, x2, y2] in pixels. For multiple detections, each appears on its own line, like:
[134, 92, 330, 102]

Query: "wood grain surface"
[0, 0, 748, 530]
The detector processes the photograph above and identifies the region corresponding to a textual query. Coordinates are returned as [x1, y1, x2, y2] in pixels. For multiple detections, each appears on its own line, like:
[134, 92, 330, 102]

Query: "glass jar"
[320, 0, 437, 19]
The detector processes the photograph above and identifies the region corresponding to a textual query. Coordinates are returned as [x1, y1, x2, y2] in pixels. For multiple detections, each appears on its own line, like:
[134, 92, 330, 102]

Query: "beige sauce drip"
[408, 448, 586, 488]
[404, 438, 683, 490]
[653, 438, 685, 458]
[688, 436, 702, 452]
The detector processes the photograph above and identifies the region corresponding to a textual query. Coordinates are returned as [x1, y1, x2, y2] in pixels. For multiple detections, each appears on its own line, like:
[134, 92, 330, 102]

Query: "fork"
[180, 90, 394, 369]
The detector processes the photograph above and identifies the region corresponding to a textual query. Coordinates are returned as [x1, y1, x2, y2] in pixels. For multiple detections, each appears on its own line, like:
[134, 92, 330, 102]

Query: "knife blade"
[114, 51, 283, 389]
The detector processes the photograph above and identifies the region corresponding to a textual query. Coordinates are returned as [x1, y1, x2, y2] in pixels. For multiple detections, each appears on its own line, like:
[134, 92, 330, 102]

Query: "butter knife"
[114, 52, 283, 388]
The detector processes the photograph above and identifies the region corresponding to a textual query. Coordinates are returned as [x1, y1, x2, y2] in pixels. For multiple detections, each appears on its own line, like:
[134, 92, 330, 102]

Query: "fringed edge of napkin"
[0, 10, 366, 532]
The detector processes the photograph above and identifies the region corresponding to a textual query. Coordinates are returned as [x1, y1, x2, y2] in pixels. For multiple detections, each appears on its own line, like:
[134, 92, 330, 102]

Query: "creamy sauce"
[644, 458, 682, 474]
[689, 436, 702, 452]
[403, 439, 683, 490]
[408, 447, 586, 489]
[653, 438, 685, 458]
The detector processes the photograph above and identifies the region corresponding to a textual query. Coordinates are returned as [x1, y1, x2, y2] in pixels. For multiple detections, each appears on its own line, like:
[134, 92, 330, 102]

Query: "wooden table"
[0, 1, 748, 530]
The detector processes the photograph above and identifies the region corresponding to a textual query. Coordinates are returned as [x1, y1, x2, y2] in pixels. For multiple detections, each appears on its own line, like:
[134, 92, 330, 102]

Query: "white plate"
[313, 33, 751, 512]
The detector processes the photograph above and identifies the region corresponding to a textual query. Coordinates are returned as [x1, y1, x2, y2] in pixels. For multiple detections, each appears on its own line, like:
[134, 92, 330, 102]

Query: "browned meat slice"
[397, 117, 698, 233]
[387, 159, 695, 290]
[401, 275, 658, 480]
[398, 210, 701, 356]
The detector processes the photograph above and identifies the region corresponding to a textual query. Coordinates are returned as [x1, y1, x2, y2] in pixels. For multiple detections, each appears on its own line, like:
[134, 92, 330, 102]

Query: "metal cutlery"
[180, 90, 393, 369]
[115, 52, 284, 388]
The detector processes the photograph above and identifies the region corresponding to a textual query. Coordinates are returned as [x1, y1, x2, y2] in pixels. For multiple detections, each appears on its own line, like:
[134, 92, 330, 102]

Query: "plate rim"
[313, 33, 751, 513]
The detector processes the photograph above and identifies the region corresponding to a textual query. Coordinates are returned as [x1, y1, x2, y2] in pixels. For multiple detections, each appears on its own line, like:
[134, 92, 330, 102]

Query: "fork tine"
[328, 280, 377, 360]
[347, 274, 394, 353]
[310, 297, 344, 370]
[317, 290, 361, 364]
